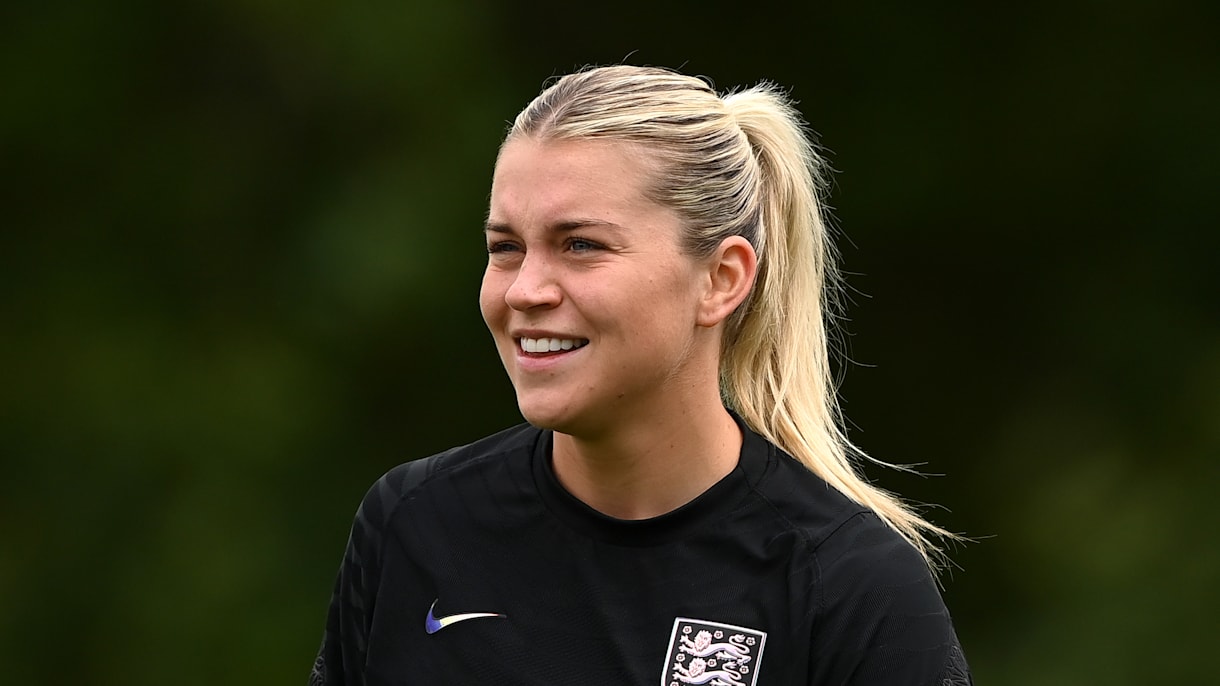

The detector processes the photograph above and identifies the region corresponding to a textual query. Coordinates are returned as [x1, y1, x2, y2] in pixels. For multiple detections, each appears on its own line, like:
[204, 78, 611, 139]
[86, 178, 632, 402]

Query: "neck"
[551, 399, 742, 520]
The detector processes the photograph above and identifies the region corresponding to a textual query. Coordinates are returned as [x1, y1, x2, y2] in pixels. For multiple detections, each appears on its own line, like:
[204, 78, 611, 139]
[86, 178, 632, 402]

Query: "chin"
[517, 401, 570, 431]
[515, 394, 593, 435]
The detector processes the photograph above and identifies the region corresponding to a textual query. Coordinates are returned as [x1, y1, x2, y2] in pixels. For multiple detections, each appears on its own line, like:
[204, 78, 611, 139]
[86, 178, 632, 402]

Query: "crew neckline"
[531, 414, 774, 547]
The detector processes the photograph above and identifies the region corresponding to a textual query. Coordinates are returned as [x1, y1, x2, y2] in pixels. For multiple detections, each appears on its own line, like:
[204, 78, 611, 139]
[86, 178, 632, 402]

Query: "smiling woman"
[311, 65, 972, 686]
[481, 137, 735, 469]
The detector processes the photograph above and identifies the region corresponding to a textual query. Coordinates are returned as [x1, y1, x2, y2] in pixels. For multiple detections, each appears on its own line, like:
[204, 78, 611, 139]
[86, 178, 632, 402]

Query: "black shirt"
[312, 421, 971, 685]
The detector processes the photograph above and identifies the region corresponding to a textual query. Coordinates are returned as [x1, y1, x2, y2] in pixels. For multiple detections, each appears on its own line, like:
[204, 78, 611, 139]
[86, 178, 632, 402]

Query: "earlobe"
[696, 236, 758, 328]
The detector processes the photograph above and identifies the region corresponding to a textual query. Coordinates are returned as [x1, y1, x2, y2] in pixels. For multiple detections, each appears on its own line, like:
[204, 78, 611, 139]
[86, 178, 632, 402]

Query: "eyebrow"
[483, 218, 622, 234]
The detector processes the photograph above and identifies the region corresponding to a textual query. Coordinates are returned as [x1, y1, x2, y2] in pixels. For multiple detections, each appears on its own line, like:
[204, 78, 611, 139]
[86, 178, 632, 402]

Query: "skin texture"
[480, 137, 758, 519]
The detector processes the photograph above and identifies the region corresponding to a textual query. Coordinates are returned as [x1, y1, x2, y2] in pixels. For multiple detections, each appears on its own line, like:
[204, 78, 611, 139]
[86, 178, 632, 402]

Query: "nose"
[504, 252, 562, 311]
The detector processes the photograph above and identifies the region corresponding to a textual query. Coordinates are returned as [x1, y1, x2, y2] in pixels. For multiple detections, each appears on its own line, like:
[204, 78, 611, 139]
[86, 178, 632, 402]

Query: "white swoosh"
[425, 599, 506, 634]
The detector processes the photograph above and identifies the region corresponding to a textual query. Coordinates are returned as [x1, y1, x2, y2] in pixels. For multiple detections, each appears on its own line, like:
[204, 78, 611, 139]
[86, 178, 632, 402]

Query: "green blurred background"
[3, 1, 1217, 683]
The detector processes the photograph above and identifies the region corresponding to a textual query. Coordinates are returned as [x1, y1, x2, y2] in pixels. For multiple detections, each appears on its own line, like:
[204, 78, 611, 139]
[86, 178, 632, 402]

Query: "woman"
[313, 65, 971, 685]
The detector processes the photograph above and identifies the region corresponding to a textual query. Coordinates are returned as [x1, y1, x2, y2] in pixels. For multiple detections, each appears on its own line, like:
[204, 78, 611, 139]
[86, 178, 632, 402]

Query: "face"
[480, 137, 713, 437]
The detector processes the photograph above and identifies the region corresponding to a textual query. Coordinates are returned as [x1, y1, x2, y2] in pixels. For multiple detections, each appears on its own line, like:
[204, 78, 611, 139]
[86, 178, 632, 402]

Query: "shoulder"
[747, 456, 942, 617]
[741, 436, 874, 552]
[810, 509, 969, 684]
[812, 511, 941, 617]
[351, 422, 541, 536]
[741, 433, 971, 684]
[739, 431, 927, 575]
[749, 446, 943, 621]
[315, 427, 540, 685]
[378, 423, 539, 498]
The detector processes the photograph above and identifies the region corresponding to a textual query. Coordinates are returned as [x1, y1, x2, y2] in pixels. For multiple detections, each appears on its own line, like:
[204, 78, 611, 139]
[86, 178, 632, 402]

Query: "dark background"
[3, 1, 1217, 683]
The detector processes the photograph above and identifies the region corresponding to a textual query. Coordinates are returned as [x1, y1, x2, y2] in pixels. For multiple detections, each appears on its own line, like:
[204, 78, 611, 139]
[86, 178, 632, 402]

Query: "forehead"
[489, 137, 662, 222]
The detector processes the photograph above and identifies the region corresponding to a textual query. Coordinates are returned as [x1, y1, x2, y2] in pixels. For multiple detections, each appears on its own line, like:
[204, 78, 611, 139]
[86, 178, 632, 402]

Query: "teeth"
[520, 337, 587, 353]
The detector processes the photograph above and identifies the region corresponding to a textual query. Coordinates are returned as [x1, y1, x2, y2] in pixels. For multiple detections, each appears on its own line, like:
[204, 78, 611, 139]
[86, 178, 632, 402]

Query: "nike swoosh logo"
[424, 599, 506, 634]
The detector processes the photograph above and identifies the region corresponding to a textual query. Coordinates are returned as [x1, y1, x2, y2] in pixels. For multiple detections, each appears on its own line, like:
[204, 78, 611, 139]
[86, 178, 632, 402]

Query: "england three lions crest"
[661, 617, 766, 686]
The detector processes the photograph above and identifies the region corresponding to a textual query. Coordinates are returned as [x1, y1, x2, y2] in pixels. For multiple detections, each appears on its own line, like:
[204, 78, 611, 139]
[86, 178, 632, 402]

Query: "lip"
[511, 329, 585, 341]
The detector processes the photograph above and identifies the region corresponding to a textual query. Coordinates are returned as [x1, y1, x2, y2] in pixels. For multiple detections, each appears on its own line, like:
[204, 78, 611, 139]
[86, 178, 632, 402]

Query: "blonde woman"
[313, 65, 971, 685]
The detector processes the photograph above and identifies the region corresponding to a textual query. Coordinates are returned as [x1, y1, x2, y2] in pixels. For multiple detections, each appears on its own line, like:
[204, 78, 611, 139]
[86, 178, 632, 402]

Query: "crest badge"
[661, 617, 767, 686]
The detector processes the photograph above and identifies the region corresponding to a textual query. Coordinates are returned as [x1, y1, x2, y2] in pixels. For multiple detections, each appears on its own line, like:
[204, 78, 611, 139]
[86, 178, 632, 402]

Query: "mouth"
[518, 337, 590, 354]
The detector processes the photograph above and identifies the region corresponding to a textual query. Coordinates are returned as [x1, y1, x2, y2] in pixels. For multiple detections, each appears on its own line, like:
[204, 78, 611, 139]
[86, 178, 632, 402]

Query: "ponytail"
[723, 86, 953, 565]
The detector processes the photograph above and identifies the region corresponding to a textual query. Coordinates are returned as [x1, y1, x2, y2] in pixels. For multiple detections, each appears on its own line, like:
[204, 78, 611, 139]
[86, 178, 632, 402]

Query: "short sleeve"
[311, 459, 431, 686]
[808, 512, 972, 686]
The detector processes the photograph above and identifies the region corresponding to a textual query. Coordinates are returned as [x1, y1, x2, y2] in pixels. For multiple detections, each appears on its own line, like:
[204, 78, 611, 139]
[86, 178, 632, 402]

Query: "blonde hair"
[506, 65, 953, 567]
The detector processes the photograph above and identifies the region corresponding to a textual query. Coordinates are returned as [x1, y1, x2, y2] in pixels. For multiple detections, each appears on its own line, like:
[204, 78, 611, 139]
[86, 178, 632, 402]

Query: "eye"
[487, 240, 520, 254]
[567, 237, 602, 252]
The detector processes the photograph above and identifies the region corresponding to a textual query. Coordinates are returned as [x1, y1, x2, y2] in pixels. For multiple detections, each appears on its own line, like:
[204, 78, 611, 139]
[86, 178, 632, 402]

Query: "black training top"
[311, 420, 972, 685]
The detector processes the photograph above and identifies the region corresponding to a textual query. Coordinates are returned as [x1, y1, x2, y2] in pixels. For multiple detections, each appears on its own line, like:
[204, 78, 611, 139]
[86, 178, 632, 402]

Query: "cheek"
[478, 271, 505, 324]
[652, 265, 705, 317]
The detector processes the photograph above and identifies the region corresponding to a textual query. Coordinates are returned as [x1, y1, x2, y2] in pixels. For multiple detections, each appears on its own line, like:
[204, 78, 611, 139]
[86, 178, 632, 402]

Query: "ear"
[696, 236, 758, 328]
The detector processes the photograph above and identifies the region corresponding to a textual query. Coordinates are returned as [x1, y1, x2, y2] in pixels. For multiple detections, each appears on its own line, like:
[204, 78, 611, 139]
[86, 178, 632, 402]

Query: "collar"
[531, 412, 774, 546]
